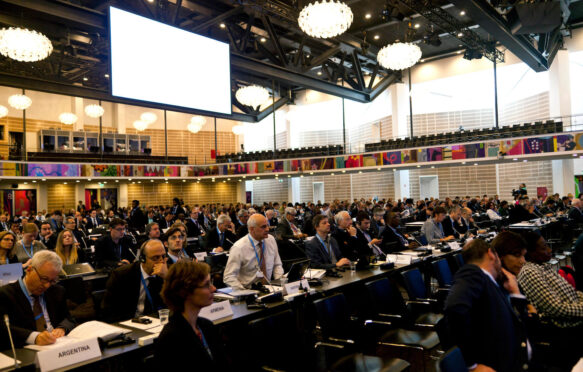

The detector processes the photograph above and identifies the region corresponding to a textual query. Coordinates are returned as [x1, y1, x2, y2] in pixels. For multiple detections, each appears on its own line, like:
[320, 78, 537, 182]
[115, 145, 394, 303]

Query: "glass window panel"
[57, 135, 70, 150]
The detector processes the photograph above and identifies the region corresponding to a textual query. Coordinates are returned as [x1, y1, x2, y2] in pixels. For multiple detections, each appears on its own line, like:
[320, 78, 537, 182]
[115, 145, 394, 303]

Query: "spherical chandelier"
[235, 85, 269, 110]
[232, 125, 244, 135]
[187, 116, 205, 134]
[377, 42, 422, 70]
[59, 112, 78, 125]
[8, 94, 32, 110]
[0, 105, 7, 118]
[298, 0, 353, 39]
[140, 112, 157, 124]
[133, 120, 148, 132]
[0, 27, 53, 62]
[84, 104, 104, 118]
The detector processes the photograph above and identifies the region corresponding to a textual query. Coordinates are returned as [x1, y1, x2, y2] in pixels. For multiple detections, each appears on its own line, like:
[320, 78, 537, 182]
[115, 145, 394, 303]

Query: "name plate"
[194, 252, 207, 261]
[284, 279, 310, 295]
[36, 337, 101, 372]
[199, 301, 233, 322]
[448, 242, 461, 250]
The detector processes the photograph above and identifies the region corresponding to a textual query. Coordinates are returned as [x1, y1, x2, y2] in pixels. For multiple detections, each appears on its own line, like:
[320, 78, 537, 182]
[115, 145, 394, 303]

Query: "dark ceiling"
[0, 0, 580, 122]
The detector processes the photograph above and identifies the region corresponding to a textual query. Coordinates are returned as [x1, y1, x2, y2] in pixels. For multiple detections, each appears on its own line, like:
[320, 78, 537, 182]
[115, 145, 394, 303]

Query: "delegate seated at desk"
[204, 214, 237, 253]
[223, 214, 283, 290]
[101, 239, 168, 323]
[421, 206, 455, 244]
[380, 211, 418, 252]
[305, 214, 350, 270]
[95, 218, 136, 268]
[0, 250, 76, 348]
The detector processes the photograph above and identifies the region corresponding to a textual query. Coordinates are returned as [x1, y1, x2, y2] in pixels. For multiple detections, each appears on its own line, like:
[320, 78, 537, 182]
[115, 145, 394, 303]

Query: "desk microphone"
[4, 315, 18, 369]
[225, 237, 235, 246]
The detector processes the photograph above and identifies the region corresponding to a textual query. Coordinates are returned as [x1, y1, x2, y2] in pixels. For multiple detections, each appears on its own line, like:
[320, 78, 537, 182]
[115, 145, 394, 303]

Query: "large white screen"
[109, 7, 231, 114]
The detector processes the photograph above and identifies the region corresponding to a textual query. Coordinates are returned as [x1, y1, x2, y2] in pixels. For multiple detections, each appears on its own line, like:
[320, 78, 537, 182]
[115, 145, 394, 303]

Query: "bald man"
[568, 199, 583, 224]
[223, 214, 283, 290]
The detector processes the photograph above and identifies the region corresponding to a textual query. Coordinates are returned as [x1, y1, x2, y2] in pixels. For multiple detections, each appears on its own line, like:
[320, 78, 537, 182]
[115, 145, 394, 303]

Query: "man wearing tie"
[171, 198, 185, 217]
[185, 208, 206, 238]
[275, 207, 307, 240]
[164, 227, 192, 265]
[204, 215, 237, 253]
[38, 222, 57, 251]
[355, 212, 384, 259]
[0, 214, 9, 232]
[85, 210, 101, 230]
[101, 239, 168, 322]
[305, 214, 351, 270]
[380, 211, 418, 252]
[223, 214, 283, 290]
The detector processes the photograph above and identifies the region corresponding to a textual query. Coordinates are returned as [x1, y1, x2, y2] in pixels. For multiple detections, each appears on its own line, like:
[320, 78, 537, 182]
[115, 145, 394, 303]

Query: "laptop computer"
[0, 263, 23, 286]
[62, 263, 96, 278]
[272, 259, 310, 285]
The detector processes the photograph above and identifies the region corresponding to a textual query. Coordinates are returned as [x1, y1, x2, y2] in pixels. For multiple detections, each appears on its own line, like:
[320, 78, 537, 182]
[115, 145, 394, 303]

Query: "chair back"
[438, 347, 467, 372]
[431, 259, 454, 287]
[313, 293, 350, 339]
[401, 268, 427, 300]
[364, 278, 406, 316]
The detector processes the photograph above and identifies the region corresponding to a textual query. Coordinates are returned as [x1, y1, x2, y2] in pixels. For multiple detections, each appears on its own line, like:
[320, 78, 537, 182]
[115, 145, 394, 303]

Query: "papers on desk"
[25, 335, 81, 352]
[0, 352, 19, 369]
[119, 316, 161, 331]
[386, 254, 420, 265]
[69, 321, 131, 341]
[304, 268, 326, 280]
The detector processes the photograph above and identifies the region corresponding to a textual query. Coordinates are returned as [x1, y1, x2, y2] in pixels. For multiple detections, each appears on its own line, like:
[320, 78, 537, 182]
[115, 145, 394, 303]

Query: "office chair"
[438, 347, 467, 372]
[400, 268, 449, 312]
[431, 259, 454, 288]
[330, 353, 410, 372]
[91, 289, 106, 320]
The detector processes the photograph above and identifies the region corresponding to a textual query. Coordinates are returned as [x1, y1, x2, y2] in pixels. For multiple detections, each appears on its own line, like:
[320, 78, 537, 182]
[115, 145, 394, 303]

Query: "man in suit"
[63, 216, 87, 248]
[38, 221, 57, 251]
[233, 208, 248, 231]
[305, 214, 351, 270]
[331, 211, 359, 261]
[129, 200, 148, 232]
[0, 250, 76, 348]
[185, 208, 206, 238]
[94, 218, 136, 268]
[264, 209, 278, 231]
[204, 214, 237, 253]
[48, 210, 64, 233]
[158, 212, 175, 230]
[568, 199, 583, 224]
[170, 198, 186, 217]
[380, 211, 418, 253]
[370, 207, 385, 238]
[102, 239, 168, 322]
[421, 206, 455, 244]
[84, 209, 102, 230]
[354, 211, 383, 258]
[441, 239, 531, 371]
[275, 207, 307, 240]
[164, 227, 192, 265]
[442, 205, 462, 239]
[0, 214, 9, 232]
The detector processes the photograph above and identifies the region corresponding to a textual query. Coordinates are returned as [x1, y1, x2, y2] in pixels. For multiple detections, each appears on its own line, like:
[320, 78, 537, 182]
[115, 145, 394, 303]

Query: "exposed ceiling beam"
[448, 0, 552, 71]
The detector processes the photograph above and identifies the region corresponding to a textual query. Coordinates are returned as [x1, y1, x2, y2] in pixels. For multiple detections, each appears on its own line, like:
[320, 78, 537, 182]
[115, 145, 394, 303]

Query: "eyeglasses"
[32, 266, 58, 285]
[196, 280, 213, 290]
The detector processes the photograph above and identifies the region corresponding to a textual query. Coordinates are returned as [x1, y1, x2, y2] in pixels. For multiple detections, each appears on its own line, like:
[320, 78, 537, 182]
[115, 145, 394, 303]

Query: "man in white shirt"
[223, 214, 283, 290]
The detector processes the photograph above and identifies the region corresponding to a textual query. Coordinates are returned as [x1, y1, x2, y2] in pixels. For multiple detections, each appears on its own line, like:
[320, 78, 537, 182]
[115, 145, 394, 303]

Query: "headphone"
[139, 239, 169, 263]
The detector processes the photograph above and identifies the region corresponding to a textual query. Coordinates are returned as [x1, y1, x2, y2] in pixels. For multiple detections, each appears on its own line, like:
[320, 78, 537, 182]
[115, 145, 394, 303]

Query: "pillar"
[390, 81, 412, 200]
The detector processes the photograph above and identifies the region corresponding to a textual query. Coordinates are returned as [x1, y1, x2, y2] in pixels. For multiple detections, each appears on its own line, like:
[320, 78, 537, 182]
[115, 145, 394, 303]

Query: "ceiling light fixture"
[232, 125, 244, 135]
[260, 37, 267, 43]
[377, 42, 421, 70]
[460, 10, 466, 16]
[0, 27, 53, 62]
[59, 112, 78, 125]
[374, 34, 380, 40]
[85, 104, 104, 118]
[140, 112, 157, 124]
[187, 116, 205, 134]
[365, 13, 372, 19]
[8, 94, 32, 110]
[235, 85, 269, 109]
[219, 23, 226, 29]
[298, 0, 353, 39]
[133, 120, 148, 132]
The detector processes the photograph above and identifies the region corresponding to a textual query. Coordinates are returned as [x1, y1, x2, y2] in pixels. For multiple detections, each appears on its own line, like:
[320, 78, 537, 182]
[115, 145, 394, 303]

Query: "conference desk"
[0, 247, 461, 371]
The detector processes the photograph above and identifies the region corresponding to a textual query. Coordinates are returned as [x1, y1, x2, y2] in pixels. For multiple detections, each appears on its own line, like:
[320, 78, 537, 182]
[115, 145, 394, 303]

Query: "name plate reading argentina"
[36, 337, 101, 372]
[448, 242, 461, 250]
[284, 279, 310, 295]
[194, 252, 207, 261]
[199, 300, 233, 322]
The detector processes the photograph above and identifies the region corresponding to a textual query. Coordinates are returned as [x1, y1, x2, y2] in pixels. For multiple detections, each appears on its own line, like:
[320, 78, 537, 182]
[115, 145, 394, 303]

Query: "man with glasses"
[102, 239, 168, 322]
[95, 218, 135, 268]
[223, 214, 283, 290]
[0, 250, 76, 348]
[164, 227, 192, 265]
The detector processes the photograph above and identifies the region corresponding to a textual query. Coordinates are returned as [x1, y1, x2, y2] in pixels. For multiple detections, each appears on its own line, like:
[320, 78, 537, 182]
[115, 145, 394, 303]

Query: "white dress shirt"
[136, 264, 152, 316]
[223, 234, 283, 290]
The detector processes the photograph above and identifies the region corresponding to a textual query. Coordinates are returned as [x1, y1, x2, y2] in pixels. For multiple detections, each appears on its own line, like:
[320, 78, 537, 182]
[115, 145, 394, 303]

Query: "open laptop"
[0, 263, 23, 286]
[62, 263, 96, 278]
[272, 259, 310, 285]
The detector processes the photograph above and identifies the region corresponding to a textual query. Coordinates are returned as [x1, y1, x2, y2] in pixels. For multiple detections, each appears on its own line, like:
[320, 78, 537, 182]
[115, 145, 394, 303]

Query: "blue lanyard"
[139, 272, 154, 311]
[199, 327, 213, 359]
[315, 234, 331, 256]
[18, 278, 45, 322]
[23, 242, 34, 258]
[248, 236, 263, 267]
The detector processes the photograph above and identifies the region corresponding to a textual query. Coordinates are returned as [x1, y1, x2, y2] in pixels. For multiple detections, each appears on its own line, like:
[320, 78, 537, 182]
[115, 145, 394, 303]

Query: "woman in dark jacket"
[154, 261, 227, 371]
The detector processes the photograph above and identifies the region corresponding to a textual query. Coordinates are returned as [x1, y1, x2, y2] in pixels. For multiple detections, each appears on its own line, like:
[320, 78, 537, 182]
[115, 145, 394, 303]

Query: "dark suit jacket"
[39, 234, 57, 251]
[275, 218, 296, 240]
[379, 226, 408, 253]
[101, 262, 164, 323]
[185, 218, 205, 238]
[509, 206, 535, 224]
[129, 207, 148, 232]
[170, 205, 186, 216]
[568, 207, 583, 224]
[84, 216, 103, 230]
[94, 235, 135, 268]
[154, 314, 227, 371]
[331, 228, 358, 261]
[355, 229, 375, 257]
[442, 264, 530, 372]
[236, 225, 248, 240]
[203, 228, 237, 252]
[305, 235, 343, 270]
[48, 218, 64, 233]
[0, 281, 76, 348]
[442, 216, 461, 239]
[157, 218, 174, 230]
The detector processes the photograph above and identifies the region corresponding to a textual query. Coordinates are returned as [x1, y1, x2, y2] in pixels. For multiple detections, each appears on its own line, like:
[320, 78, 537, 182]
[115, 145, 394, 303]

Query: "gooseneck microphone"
[4, 314, 19, 368]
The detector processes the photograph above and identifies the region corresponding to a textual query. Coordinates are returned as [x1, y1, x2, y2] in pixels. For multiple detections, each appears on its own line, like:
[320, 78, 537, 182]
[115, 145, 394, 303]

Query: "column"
[236, 180, 246, 203]
[119, 183, 128, 208]
[73, 97, 84, 131]
[549, 49, 575, 196]
[37, 183, 48, 213]
[390, 82, 411, 200]
[74, 182, 84, 208]
[112, 103, 127, 134]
